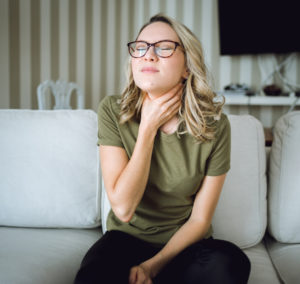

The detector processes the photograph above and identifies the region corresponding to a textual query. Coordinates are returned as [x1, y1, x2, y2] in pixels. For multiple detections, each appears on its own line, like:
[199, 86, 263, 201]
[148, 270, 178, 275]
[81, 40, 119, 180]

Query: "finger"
[163, 90, 182, 107]
[136, 268, 146, 284]
[135, 264, 152, 284]
[158, 84, 182, 106]
[160, 88, 183, 111]
[143, 278, 152, 284]
[160, 94, 181, 115]
[156, 82, 183, 103]
[164, 83, 183, 101]
[166, 100, 181, 119]
[170, 81, 184, 94]
[129, 267, 138, 284]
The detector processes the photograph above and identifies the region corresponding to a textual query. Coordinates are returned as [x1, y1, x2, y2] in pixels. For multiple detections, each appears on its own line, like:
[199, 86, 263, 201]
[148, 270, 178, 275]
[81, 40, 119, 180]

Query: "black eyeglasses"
[127, 40, 181, 58]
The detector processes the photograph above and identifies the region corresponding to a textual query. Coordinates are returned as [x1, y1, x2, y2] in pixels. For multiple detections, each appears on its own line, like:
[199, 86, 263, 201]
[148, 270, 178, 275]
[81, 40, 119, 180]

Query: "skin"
[131, 22, 188, 99]
[100, 22, 227, 284]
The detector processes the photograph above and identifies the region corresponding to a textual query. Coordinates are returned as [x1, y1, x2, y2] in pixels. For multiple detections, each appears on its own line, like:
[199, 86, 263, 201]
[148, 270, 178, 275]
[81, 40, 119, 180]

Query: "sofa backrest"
[101, 114, 267, 249]
[212, 115, 267, 248]
[0, 110, 101, 228]
[268, 111, 300, 243]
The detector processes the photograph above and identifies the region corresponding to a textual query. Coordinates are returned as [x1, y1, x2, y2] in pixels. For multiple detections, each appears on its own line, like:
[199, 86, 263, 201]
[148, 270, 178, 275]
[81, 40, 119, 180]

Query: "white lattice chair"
[37, 80, 84, 109]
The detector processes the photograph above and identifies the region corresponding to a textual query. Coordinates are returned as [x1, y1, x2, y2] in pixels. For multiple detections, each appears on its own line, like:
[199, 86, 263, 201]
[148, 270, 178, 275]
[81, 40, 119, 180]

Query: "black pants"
[74, 230, 250, 284]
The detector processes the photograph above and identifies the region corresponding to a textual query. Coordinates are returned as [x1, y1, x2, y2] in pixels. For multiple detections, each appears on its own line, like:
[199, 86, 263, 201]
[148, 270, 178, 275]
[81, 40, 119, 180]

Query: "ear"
[182, 67, 189, 79]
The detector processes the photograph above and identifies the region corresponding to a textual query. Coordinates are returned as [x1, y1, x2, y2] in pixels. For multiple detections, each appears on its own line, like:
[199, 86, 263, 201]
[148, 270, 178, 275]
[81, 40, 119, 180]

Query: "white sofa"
[0, 109, 299, 284]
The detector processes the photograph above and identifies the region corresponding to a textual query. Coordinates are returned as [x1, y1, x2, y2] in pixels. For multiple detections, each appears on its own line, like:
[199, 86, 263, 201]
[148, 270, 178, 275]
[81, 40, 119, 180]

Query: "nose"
[144, 46, 158, 61]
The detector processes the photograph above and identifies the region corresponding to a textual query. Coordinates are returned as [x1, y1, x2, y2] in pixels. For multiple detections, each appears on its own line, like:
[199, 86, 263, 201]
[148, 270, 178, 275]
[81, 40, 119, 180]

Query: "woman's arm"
[129, 174, 227, 284]
[100, 84, 182, 222]
[100, 130, 154, 223]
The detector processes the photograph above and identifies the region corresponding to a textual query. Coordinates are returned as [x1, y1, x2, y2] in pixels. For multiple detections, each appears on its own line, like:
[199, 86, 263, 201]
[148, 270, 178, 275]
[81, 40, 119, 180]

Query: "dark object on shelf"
[224, 83, 255, 96]
[263, 84, 282, 96]
[264, 128, 273, 147]
[224, 83, 249, 91]
[246, 91, 255, 97]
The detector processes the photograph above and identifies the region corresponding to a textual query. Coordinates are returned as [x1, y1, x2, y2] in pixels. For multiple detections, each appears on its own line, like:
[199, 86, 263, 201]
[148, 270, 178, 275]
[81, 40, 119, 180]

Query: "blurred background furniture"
[37, 80, 84, 110]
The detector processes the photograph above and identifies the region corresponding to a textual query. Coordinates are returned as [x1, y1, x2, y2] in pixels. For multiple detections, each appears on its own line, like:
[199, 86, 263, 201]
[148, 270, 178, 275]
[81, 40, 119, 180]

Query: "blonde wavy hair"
[119, 13, 224, 142]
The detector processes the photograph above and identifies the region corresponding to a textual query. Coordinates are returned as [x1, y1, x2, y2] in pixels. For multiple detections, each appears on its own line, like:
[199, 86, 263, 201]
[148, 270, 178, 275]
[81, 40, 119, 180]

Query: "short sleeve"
[205, 114, 231, 176]
[97, 96, 124, 148]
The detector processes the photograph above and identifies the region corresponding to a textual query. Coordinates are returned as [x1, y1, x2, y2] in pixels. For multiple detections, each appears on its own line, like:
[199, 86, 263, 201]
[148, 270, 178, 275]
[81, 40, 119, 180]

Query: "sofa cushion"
[243, 242, 281, 284]
[0, 110, 101, 228]
[0, 227, 102, 284]
[268, 111, 300, 243]
[265, 234, 300, 284]
[101, 114, 267, 248]
[212, 115, 267, 248]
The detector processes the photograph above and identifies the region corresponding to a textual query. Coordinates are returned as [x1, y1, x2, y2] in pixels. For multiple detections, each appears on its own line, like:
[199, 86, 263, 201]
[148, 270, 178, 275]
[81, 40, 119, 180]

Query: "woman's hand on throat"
[140, 83, 183, 134]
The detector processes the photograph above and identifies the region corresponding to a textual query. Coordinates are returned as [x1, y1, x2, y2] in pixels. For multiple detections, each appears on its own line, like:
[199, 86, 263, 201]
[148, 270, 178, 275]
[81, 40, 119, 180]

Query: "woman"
[75, 14, 250, 284]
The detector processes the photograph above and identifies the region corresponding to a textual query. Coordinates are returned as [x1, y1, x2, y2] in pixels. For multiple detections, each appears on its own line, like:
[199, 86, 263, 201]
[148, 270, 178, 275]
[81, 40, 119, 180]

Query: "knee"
[210, 240, 250, 283]
[182, 240, 250, 284]
[210, 247, 250, 283]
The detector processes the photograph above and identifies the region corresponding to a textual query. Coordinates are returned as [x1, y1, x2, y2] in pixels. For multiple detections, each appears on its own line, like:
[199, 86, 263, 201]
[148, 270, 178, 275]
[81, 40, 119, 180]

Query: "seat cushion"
[268, 111, 300, 242]
[0, 227, 102, 284]
[0, 110, 101, 228]
[265, 234, 300, 284]
[212, 115, 267, 248]
[243, 242, 281, 284]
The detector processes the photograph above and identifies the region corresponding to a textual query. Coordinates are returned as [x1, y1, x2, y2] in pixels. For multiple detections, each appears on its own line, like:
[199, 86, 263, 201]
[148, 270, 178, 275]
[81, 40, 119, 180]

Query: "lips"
[141, 66, 159, 72]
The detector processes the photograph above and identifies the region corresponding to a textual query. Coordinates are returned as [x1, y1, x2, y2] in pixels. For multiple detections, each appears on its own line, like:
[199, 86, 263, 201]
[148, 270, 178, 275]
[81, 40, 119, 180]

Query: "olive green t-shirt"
[97, 95, 231, 246]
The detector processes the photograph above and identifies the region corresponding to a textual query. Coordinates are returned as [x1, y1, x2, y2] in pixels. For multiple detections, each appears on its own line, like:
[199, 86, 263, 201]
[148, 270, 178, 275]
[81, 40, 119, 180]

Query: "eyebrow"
[135, 39, 179, 43]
